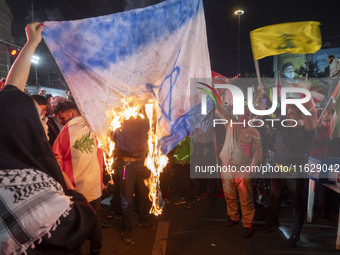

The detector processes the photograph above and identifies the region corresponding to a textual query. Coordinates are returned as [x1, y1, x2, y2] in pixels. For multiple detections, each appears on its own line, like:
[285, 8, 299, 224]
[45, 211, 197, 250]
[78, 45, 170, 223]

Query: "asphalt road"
[93, 192, 339, 255]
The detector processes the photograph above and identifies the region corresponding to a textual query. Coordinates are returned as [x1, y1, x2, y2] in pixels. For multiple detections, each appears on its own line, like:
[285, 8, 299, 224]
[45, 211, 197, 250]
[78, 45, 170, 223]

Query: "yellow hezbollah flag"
[250, 21, 321, 60]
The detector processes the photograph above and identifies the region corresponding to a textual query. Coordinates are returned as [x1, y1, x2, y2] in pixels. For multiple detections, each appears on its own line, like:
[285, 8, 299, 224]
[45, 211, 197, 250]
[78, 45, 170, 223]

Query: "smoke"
[34, 2, 66, 22]
[42, 8, 65, 22]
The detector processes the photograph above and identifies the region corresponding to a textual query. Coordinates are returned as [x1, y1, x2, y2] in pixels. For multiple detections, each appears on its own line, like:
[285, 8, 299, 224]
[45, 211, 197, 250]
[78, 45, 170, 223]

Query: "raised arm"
[250, 130, 262, 167]
[301, 99, 317, 132]
[5, 22, 43, 91]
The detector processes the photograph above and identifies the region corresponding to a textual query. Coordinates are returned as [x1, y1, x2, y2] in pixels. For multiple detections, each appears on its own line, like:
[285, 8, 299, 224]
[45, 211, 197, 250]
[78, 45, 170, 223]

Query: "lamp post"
[31, 55, 39, 85]
[234, 9, 244, 75]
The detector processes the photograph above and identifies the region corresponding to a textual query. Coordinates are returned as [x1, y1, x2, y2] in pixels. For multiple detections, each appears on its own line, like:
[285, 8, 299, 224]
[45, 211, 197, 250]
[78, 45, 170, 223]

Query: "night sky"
[6, 0, 340, 78]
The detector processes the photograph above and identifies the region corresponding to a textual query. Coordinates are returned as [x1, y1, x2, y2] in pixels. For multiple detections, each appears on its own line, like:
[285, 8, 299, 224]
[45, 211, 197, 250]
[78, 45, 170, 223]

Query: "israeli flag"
[43, 0, 211, 154]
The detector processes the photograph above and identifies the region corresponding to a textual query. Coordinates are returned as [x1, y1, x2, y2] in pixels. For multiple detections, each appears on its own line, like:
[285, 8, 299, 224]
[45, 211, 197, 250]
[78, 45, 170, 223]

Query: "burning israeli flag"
[43, 0, 211, 154]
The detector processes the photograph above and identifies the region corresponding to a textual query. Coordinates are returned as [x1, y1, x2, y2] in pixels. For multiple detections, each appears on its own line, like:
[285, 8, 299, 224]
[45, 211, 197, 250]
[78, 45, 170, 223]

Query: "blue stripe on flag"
[43, 0, 201, 72]
[43, 0, 211, 155]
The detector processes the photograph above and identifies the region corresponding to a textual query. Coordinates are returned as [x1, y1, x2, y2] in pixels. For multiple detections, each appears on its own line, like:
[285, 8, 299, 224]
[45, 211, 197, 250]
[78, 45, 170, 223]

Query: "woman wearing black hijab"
[0, 23, 95, 255]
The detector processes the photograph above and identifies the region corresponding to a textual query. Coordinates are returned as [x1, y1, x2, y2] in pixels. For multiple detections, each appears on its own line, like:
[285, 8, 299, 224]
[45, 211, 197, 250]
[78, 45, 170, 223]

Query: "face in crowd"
[287, 107, 300, 121]
[326, 56, 334, 64]
[322, 109, 332, 123]
[57, 109, 79, 125]
[283, 65, 295, 79]
[40, 104, 49, 117]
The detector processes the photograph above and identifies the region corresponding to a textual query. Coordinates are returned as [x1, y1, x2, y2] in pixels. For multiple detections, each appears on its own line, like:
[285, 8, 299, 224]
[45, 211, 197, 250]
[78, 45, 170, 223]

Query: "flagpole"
[276, 70, 281, 96]
[254, 60, 262, 87]
[211, 80, 221, 191]
[211, 81, 219, 170]
[212, 113, 219, 164]
[274, 69, 278, 88]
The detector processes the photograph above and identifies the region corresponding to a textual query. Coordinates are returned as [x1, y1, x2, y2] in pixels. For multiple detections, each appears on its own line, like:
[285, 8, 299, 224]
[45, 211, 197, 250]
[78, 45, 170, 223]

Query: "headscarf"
[0, 85, 66, 189]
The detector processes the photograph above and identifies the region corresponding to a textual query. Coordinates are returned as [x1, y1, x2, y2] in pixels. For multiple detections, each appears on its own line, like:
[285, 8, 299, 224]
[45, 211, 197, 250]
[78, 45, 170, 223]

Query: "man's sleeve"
[330, 59, 340, 78]
[335, 59, 340, 76]
[52, 126, 68, 170]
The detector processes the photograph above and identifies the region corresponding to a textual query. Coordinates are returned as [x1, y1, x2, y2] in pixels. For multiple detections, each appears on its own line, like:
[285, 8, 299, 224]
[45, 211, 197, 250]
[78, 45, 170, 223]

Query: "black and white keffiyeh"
[0, 169, 72, 255]
[0, 85, 67, 190]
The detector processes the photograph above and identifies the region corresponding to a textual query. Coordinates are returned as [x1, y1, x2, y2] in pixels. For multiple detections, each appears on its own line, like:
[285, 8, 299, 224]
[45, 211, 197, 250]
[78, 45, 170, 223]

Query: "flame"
[97, 138, 114, 184]
[144, 101, 168, 215]
[98, 97, 168, 216]
[98, 97, 144, 183]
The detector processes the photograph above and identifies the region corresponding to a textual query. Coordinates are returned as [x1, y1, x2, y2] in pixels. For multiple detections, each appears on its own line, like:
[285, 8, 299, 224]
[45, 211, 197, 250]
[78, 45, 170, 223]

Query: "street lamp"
[234, 9, 244, 75]
[31, 55, 39, 85]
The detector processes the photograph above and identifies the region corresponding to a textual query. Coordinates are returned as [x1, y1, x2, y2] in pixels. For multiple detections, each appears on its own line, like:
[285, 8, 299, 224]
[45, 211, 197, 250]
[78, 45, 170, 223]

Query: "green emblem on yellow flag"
[277, 34, 295, 50]
[250, 21, 322, 60]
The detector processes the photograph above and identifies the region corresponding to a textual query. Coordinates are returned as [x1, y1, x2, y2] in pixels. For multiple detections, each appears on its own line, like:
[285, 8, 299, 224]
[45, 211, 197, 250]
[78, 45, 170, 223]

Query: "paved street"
[95, 192, 339, 255]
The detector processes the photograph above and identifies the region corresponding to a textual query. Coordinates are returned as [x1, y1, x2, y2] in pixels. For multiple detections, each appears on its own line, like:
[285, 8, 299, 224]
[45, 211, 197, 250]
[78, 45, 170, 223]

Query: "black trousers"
[75, 197, 102, 255]
[268, 178, 305, 236]
[173, 164, 192, 200]
[88, 197, 102, 255]
[116, 158, 151, 232]
[318, 183, 338, 218]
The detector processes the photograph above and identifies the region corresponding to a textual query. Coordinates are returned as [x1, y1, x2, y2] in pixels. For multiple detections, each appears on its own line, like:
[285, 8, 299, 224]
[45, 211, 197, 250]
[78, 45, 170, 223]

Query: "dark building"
[0, 0, 16, 77]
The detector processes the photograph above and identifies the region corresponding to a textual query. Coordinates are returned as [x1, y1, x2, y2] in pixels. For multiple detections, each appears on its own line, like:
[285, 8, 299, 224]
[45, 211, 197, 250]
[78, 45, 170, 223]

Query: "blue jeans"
[116, 158, 151, 232]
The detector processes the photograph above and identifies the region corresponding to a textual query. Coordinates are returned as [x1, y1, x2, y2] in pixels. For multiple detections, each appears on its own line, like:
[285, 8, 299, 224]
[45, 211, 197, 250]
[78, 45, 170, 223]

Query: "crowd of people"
[1, 22, 340, 254]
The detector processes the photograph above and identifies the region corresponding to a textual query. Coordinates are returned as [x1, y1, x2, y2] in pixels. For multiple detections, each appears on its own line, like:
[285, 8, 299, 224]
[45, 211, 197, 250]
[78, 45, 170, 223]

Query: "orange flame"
[144, 101, 168, 215]
[98, 97, 168, 216]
